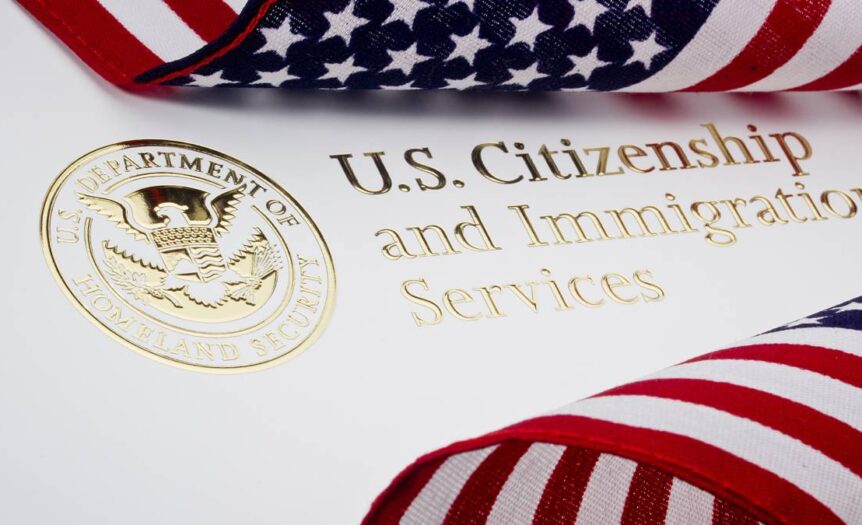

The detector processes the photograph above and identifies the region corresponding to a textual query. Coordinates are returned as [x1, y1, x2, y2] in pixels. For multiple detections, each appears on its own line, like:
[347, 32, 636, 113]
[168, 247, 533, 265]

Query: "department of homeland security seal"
[40, 140, 335, 372]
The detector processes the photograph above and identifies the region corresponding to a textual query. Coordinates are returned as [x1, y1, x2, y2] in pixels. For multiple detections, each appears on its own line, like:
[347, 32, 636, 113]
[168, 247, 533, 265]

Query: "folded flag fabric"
[363, 296, 862, 524]
[18, 0, 862, 91]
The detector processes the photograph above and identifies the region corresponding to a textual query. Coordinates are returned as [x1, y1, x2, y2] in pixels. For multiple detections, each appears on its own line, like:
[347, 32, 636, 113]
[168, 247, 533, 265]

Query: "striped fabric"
[391, 447, 761, 525]
[17, 0, 862, 91]
[16, 0, 250, 85]
[364, 297, 862, 524]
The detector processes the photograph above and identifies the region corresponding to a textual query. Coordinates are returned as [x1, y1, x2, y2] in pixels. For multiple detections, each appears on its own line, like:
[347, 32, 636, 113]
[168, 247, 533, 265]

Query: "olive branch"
[103, 252, 183, 308]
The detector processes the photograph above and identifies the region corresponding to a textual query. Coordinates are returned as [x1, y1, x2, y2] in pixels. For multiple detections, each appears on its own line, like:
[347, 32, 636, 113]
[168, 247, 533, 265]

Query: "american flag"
[18, 1, 862, 523]
[364, 296, 862, 524]
[17, 0, 862, 91]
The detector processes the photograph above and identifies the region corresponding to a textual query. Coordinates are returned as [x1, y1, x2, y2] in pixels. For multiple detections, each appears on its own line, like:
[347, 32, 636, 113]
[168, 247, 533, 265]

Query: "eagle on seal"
[79, 184, 281, 308]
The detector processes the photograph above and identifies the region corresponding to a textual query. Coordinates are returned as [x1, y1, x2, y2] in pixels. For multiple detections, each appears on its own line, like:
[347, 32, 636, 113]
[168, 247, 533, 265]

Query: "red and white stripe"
[95, 0, 206, 62]
[629, 0, 862, 92]
[93, 0, 245, 60]
[364, 328, 862, 524]
[742, 0, 862, 90]
[18, 0, 246, 84]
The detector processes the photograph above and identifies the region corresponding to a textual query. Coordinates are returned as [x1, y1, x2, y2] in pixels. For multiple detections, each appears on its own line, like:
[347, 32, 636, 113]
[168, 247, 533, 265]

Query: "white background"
[2, 3, 862, 524]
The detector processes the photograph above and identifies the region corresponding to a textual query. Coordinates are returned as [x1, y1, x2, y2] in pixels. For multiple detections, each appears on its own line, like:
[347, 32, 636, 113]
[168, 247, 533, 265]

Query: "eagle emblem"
[79, 184, 282, 311]
[43, 141, 334, 370]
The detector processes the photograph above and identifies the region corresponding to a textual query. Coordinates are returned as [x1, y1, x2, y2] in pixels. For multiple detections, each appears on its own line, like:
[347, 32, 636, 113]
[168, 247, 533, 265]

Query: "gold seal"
[40, 140, 335, 372]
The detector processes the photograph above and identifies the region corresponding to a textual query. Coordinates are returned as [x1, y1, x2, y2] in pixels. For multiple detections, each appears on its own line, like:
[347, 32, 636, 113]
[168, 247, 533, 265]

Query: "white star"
[449, 25, 491, 65]
[835, 302, 862, 313]
[322, 6, 368, 44]
[257, 17, 305, 57]
[188, 70, 235, 87]
[385, 43, 431, 75]
[385, 0, 428, 26]
[509, 8, 552, 48]
[784, 316, 823, 328]
[320, 56, 366, 83]
[626, 0, 653, 17]
[446, 73, 484, 90]
[253, 68, 298, 86]
[567, 46, 610, 80]
[567, 0, 607, 33]
[626, 31, 666, 70]
[504, 62, 546, 88]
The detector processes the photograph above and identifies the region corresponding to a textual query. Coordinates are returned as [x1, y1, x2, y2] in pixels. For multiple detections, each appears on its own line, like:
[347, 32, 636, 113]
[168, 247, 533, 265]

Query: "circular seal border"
[40, 139, 336, 373]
